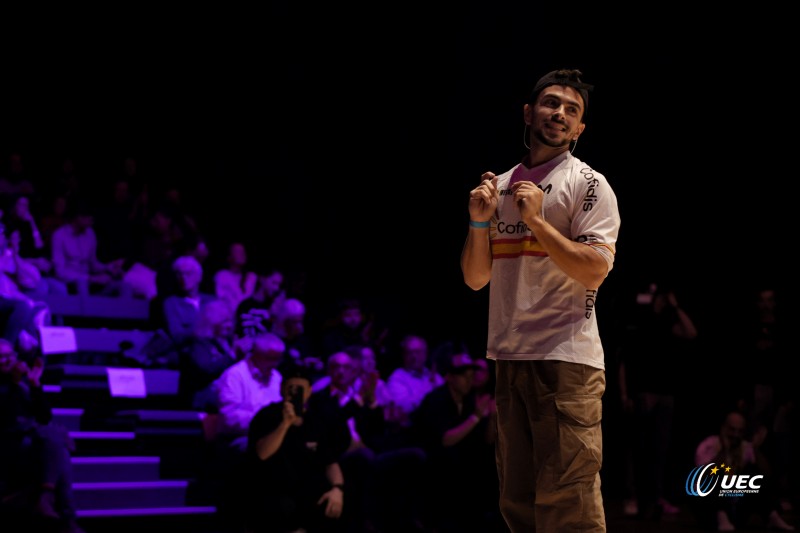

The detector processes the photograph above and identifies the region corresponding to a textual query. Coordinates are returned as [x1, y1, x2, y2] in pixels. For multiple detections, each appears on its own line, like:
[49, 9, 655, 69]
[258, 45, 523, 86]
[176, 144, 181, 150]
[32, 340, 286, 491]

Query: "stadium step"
[73, 480, 191, 510]
[72, 456, 161, 483]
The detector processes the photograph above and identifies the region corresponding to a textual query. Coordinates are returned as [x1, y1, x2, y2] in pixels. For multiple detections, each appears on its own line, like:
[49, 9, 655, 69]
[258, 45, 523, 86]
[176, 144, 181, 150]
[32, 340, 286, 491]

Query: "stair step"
[70, 430, 136, 440]
[72, 456, 161, 482]
[52, 407, 84, 430]
[73, 480, 190, 510]
[76, 505, 218, 518]
[115, 409, 205, 423]
[75, 507, 227, 533]
[45, 364, 180, 393]
[69, 430, 138, 455]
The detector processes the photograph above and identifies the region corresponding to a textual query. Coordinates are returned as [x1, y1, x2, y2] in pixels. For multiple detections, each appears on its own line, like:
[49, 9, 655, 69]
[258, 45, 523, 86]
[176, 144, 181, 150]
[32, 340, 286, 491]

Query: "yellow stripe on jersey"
[491, 237, 547, 259]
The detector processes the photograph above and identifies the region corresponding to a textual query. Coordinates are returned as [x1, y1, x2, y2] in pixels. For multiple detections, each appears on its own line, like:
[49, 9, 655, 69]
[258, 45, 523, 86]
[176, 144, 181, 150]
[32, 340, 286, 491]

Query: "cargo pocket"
[554, 395, 603, 483]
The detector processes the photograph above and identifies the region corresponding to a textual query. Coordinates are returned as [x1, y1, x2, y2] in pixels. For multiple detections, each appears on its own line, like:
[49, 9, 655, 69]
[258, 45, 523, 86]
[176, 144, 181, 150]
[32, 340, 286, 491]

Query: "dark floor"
[99, 497, 792, 533]
[604, 497, 797, 533]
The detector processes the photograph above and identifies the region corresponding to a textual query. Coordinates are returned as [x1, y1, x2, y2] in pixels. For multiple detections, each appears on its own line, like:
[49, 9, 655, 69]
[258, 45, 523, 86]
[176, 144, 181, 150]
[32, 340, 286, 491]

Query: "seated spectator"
[385, 334, 443, 427]
[179, 299, 240, 411]
[0, 339, 86, 533]
[2, 225, 67, 302]
[692, 409, 794, 531]
[3, 194, 67, 298]
[347, 343, 392, 407]
[411, 347, 499, 533]
[49, 198, 132, 298]
[161, 255, 217, 348]
[138, 206, 174, 272]
[233, 264, 285, 339]
[471, 355, 494, 398]
[320, 298, 374, 356]
[37, 195, 68, 258]
[270, 297, 323, 381]
[150, 233, 211, 330]
[316, 350, 428, 532]
[213, 241, 257, 318]
[312, 343, 391, 404]
[0, 227, 51, 352]
[0, 295, 38, 356]
[212, 332, 285, 453]
[232, 365, 350, 533]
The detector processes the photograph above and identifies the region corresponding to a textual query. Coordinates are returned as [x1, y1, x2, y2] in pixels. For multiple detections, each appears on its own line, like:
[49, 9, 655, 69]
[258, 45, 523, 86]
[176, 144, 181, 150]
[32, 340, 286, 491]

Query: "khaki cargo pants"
[495, 360, 606, 532]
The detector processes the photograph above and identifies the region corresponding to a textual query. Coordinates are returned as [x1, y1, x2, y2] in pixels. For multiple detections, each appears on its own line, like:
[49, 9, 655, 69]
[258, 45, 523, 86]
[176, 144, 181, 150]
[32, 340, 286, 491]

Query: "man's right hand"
[468, 173, 499, 223]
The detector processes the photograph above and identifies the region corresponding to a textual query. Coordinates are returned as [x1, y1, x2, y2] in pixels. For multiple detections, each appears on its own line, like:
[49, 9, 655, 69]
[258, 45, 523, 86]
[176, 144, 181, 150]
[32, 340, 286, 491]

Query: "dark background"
[3, 4, 797, 512]
[3, 5, 794, 352]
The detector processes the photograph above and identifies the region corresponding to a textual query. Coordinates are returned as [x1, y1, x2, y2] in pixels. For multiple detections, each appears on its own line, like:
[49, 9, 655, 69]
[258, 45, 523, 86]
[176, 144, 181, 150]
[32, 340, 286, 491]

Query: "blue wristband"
[469, 220, 490, 228]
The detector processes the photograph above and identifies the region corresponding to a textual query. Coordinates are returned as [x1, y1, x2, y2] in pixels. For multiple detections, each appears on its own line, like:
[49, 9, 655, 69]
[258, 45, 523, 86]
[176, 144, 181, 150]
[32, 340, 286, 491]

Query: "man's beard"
[533, 130, 571, 149]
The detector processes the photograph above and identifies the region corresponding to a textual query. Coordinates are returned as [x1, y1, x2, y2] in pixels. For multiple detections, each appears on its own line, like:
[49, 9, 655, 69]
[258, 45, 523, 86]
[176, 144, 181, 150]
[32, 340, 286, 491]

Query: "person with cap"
[411, 343, 498, 532]
[460, 68, 621, 532]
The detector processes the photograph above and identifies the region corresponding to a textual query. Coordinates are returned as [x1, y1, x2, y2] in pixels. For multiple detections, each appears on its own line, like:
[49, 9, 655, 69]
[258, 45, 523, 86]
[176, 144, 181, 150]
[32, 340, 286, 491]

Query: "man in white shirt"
[212, 332, 285, 452]
[385, 334, 443, 423]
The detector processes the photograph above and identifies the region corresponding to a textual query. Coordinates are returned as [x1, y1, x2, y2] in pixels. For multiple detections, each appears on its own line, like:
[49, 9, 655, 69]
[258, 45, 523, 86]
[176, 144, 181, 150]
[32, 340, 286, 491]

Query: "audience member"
[271, 297, 324, 381]
[0, 227, 51, 350]
[1, 201, 67, 299]
[37, 195, 68, 257]
[151, 233, 211, 329]
[213, 241, 257, 318]
[234, 264, 285, 339]
[0, 294, 38, 356]
[317, 350, 428, 532]
[347, 344, 392, 407]
[312, 343, 391, 403]
[179, 299, 240, 411]
[411, 345, 498, 533]
[735, 284, 794, 511]
[235, 364, 350, 533]
[3, 194, 51, 272]
[155, 183, 199, 246]
[618, 280, 697, 520]
[319, 298, 386, 357]
[50, 198, 132, 297]
[692, 410, 794, 531]
[471, 354, 493, 397]
[138, 205, 184, 274]
[0, 339, 86, 533]
[161, 255, 217, 348]
[212, 332, 285, 453]
[385, 334, 443, 426]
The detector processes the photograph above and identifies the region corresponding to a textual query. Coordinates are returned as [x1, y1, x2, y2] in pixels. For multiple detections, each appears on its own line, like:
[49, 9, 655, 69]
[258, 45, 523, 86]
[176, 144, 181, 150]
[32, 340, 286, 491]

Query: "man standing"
[461, 68, 620, 532]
